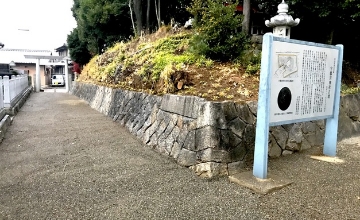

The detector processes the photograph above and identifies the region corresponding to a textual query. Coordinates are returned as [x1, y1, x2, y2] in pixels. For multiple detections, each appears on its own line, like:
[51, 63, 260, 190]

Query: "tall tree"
[73, 0, 132, 55]
[242, 0, 251, 35]
[146, 0, 151, 33]
[133, 0, 143, 36]
[67, 28, 92, 65]
[155, 0, 161, 28]
[128, 0, 137, 36]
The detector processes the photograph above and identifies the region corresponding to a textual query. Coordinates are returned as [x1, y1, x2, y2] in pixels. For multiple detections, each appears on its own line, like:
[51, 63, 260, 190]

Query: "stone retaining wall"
[72, 82, 360, 178]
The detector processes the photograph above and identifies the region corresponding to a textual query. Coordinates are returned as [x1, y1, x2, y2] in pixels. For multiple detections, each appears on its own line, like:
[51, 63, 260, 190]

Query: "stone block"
[222, 101, 238, 121]
[301, 121, 317, 134]
[228, 117, 247, 138]
[219, 130, 230, 149]
[300, 138, 312, 151]
[282, 150, 293, 156]
[176, 117, 195, 130]
[341, 94, 360, 121]
[177, 128, 189, 146]
[163, 120, 176, 138]
[197, 148, 230, 163]
[119, 113, 131, 126]
[160, 94, 203, 118]
[99, 87, 113, 115]
[197, 102, 227, 129]
[156, 109, 166, 121]
[303, 129, 324, 146]
[236, 103, 255, 125]
[157, 136, 169, 155]
[183, 130, 196, 151]
[143, 121, 159, 144]
[165, 137, 175, 155]
[246, 101, 257, 116]
[155, 120, 169, 139]
[169, 126, 180, 143]
[285, 123, 303, 151]
[314, 119, 325, 130]
[190, 162, 228, 178]
[195, 126, 220, 150]
[268, 134, 282, 158]
[150, 106, 159, 124]
[154, 143, 168, 155]
[177, 148, 196, 166]
[338, 110, 357, 140]
[228, 143, 247, 161]
[148, 132, 158, 147]
[243, 125, 256, 147]
[170, 142, 181, 159]
[270, 126, 288, 149]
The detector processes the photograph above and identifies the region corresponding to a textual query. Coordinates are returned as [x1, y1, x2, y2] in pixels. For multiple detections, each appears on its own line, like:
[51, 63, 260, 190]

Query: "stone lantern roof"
[265, 0, 300, 28]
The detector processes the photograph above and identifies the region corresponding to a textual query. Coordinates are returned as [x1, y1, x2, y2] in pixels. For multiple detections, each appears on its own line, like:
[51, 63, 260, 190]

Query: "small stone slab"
[229, 171, 293, 194]
[310, 155, 344, 164]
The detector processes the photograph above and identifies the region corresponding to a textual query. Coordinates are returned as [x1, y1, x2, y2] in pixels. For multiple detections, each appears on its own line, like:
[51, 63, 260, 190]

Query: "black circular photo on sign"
[277, 87, 292, 111]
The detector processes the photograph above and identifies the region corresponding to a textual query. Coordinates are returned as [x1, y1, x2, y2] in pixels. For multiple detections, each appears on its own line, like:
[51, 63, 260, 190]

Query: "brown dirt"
[103, 62, 260, 103]
[175, 63, 260, 102]
[342, 61, 360, 86]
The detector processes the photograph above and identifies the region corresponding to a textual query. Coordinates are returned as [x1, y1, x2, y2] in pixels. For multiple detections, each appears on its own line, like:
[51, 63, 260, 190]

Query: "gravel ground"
[0, 92, 359, 220]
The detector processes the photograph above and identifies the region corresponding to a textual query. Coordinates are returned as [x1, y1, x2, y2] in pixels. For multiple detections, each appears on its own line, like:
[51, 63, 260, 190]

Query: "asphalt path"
[1, 92, 359, 219]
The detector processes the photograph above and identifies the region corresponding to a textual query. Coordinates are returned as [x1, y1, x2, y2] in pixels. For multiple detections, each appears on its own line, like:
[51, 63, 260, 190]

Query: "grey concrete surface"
[1, 92, 360, 219]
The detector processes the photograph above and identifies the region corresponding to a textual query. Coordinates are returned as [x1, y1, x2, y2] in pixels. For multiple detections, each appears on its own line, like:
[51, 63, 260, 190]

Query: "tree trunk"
[242, 0, 251, 35]
[158, 0, 161, 26]
[128, 0, 137, 36]
[327, 28, 335, 45]
[154, 0, 161, 29]
[134, 0, 143, 36]
[146, 0, 150, 33]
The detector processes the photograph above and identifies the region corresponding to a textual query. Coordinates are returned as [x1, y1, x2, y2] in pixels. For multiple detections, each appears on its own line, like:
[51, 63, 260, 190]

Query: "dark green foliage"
[253, 0, 360, 65]
[188, 0, 249, 61]
[67, 28, 92, 65]
[72, 0, 132, 55]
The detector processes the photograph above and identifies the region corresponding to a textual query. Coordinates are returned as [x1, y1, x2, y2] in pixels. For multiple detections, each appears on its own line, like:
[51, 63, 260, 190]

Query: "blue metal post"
[253, 33, 273, 179]
[323, 45, 344, 156]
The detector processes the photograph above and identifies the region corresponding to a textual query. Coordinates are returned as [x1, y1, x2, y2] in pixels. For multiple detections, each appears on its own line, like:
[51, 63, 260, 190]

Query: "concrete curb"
[0, 86, 32, 143]
[5, 86, 32, 116]
[0, 115, 12, 143]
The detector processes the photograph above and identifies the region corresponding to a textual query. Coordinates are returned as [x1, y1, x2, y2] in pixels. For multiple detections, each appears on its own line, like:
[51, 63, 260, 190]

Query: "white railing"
[0, 77, 4, 109]
[1, 75, 29, 108]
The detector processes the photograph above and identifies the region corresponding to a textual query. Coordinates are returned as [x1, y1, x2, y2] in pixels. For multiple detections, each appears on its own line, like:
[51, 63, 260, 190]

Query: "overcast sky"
[0, 0, 77, 51]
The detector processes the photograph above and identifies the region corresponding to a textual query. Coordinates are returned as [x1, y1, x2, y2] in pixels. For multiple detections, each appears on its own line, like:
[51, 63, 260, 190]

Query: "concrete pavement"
[1, 92, 360, 219]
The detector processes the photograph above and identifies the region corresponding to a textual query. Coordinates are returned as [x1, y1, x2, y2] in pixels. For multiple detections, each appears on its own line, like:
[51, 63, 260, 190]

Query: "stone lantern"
[265, 0, 300, 39]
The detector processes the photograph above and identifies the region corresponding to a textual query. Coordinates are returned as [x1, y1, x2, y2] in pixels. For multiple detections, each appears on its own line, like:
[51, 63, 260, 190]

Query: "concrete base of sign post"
[229, 171, 293, 195]
[310, 155, 344, 164]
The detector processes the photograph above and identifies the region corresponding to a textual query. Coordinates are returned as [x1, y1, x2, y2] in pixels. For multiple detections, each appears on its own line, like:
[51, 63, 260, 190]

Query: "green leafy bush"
[188, 0, 249, 61]
[80, 31, 213, 87]
[341, 83, 360, 95]
[239, 44, 262, 75]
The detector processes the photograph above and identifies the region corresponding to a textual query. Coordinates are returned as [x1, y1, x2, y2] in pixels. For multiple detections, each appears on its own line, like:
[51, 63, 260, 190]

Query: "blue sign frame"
[253, 33, 344, 179]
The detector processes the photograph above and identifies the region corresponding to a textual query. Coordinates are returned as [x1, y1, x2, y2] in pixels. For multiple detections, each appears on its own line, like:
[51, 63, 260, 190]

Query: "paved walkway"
[1, 92, 360, 219]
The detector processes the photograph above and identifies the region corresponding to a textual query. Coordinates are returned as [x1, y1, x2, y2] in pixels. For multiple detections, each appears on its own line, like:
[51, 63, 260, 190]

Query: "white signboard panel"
[253, 33, 343, 179]
[269, 41, 339, 125]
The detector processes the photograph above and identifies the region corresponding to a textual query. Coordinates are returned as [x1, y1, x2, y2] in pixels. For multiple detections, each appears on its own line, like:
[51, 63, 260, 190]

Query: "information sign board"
[252, 33, 343, 179]
[270, 41, 339, 125]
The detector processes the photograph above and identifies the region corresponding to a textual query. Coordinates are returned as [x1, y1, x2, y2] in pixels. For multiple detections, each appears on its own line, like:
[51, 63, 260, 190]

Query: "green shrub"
[239, 44, 262, 75]
[341, 83, 360, 94]
[188, 0, 249, 61]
